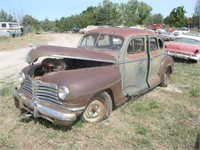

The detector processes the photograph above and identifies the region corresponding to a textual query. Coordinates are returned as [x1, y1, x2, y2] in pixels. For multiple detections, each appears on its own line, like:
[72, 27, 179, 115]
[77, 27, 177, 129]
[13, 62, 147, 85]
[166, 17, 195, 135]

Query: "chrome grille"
[34, 82, 61, 105]
[22, 75, 62, 105]
[22, 75, 32, 95]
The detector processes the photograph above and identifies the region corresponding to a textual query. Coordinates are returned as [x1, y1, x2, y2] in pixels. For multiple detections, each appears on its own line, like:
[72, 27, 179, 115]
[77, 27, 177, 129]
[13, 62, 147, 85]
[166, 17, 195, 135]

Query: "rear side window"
[158, 38, 164, 49]
[127, 38, 145, 54]
[150, 37, 158, 51]
[1, 23, 6, 28]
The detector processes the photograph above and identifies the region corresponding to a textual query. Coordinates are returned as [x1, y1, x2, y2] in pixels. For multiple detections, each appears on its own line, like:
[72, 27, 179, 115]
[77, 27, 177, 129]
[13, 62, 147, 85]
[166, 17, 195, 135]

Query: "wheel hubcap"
[88, 104, 100, 117]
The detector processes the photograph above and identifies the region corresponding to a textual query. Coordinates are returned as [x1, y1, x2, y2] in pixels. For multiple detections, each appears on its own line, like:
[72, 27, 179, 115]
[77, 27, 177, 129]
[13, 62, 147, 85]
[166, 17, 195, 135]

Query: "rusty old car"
[13, 27, 174, 126]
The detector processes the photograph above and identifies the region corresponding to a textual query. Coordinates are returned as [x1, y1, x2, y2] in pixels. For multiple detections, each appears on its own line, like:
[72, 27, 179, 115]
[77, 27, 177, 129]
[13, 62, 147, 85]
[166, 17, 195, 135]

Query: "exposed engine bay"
[33, 58, 112, 78]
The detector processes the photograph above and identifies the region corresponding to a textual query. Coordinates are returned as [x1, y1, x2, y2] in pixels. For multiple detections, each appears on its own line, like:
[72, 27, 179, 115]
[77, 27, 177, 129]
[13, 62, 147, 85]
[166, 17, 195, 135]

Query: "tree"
[194, 0, 200, 28]
[79, 6, 97, 28]
[119, 0, 152, 26]
[143, 13, 163, 25]
[21, 15, 41, 33]
[40, 18, 56, 32]
[95, 0, 121, 25]
[164, 6, 187, 27]
[0, 10, 15, 22]
[137, 1, 152, 24]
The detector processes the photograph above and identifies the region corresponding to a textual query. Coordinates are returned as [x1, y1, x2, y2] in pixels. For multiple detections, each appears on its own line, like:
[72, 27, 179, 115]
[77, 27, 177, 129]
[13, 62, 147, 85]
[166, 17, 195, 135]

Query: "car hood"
[26, 45, 117, 64]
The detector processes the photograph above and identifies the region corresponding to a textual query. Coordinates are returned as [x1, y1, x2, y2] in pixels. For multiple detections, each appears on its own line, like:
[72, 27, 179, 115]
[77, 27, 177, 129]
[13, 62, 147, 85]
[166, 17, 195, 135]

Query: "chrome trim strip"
[52, 55, 116, 63]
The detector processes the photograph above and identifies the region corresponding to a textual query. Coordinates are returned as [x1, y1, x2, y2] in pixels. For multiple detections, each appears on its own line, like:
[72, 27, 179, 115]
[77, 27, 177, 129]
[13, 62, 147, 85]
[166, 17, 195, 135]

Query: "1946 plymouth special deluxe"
[13, 27, 174, 126]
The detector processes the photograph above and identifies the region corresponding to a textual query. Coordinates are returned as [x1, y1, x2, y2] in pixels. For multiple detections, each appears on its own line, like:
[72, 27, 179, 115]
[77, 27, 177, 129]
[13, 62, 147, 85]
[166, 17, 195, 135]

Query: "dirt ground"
[0, 33, 82, 87]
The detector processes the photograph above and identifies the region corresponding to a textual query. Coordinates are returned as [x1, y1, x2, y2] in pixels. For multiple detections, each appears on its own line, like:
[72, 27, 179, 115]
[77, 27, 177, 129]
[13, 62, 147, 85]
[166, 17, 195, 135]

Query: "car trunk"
[166, 42, 200, 55]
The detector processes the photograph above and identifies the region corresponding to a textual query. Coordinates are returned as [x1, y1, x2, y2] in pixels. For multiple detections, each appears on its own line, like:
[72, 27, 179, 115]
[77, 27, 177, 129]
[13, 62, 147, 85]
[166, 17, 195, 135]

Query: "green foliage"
[40, 18, 56, 32]
[120, 0, 152, 26]
[73, 120, 83, 128]
[22, 15, 41, 33]
[164, 6, 187, 27]
[149, 101, 159, 109]
[0, 83, 13, 96]
[0, 10, 15, 22]
[192, 0, 200, 27]
[144, 13, 164, 25]
[190, 89, 199, 97]
[135, 126, 148, 135]
[134, 103, 148, 112]
[95, 0, 120, 25]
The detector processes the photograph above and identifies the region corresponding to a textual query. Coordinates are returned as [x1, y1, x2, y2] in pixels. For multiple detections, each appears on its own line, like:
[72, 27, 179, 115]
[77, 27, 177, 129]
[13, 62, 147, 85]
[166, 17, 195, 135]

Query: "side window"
[150, 37, 158, 51]
[97, 34, 110, 47]
[1, 23, 6, 28]
[158, 38, 164, 49]
[127, 38, 145, 54]
[79, 34, 98, 48]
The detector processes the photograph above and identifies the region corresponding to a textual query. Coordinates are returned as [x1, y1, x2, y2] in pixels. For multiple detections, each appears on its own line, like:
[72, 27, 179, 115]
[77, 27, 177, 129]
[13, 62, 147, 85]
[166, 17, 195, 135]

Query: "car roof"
[175, 35, 200, 41]
[85, 27, 156, 39]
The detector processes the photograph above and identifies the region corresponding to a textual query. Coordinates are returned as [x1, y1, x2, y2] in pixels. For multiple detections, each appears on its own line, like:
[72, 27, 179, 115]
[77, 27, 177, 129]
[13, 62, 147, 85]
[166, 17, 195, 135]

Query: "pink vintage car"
[165, 35, 200, 63]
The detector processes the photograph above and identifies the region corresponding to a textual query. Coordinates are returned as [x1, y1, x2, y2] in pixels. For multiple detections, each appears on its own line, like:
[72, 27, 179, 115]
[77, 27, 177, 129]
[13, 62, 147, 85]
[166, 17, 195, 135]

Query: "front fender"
[41, 66, 122, 107]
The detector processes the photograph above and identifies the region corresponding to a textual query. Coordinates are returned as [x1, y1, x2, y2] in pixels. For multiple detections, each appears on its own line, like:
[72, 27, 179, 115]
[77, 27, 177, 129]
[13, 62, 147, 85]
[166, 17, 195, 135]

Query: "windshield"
[78, 34, 124, 51]
[174, 37, 200, 45]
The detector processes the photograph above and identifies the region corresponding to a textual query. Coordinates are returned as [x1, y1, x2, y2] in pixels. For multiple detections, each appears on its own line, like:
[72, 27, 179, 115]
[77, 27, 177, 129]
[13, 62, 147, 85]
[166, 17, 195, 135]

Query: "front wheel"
[82, 92, 112, 123]
[160, 67, 171, 87]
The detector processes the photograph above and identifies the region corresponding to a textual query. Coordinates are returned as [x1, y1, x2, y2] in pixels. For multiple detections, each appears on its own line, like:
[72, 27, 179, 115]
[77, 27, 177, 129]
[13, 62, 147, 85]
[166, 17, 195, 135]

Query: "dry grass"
[0, 61, 200, 150]
[0, 33, 53, 51]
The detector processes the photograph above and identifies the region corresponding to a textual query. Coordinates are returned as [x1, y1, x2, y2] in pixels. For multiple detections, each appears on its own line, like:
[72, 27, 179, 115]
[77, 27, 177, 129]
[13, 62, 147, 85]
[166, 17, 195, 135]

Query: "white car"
[79, 25, 98, 34]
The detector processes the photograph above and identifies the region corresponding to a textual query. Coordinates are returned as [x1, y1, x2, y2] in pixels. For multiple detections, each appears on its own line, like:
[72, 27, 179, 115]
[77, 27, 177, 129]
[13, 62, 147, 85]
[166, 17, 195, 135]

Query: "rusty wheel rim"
[84, 99, 106, 122]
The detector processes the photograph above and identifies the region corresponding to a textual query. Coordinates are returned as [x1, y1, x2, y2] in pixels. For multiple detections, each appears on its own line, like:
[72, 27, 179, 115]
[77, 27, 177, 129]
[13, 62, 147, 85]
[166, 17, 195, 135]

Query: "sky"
[0, 0, 196, 21]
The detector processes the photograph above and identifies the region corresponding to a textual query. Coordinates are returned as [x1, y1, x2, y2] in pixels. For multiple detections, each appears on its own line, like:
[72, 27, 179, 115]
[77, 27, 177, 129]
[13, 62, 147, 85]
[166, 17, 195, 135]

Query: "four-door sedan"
[13, 27, 174, 126]
[165, 35, 200, 63]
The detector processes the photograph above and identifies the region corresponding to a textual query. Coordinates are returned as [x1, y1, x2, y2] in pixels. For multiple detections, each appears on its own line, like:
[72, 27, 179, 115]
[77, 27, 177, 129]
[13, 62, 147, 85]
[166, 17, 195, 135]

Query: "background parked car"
[79, 25, 98, 34]
[159, 32, 174, 41]
[0, 22, 22, 37]
[155, 29, 166, 34]
[165, 35, 200, 63]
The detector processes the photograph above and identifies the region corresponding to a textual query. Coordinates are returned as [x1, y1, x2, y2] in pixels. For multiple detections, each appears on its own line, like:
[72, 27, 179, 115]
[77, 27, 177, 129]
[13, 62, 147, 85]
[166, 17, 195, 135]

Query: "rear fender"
[159, 55, 174, 78]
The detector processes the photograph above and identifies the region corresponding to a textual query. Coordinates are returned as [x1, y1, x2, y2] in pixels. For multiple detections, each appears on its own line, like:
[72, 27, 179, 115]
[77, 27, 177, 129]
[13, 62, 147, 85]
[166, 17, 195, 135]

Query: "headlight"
[58, 86, 70, 100]
[19, 72, 25, 83]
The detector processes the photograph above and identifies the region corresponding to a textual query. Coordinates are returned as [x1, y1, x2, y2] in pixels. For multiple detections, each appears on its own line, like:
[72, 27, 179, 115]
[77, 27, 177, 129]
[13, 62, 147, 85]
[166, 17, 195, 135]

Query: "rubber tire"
[82, 92, 112, 123]
[160, 67, 171, 87]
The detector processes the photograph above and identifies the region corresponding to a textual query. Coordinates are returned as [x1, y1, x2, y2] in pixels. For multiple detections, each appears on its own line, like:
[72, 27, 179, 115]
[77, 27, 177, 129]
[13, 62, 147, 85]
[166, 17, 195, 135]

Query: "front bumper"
[13, 88, 82, 126]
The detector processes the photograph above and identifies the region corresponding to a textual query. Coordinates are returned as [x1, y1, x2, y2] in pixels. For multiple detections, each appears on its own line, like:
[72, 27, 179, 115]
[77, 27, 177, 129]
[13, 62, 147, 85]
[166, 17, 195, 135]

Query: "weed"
[135, 126, 148, 135]
[73, 120, 83, 128]
[0, 83, 13, 96]
[134, 103, 147, 112]
[190, 89, 199, 97]
[149, 101, 159, 109]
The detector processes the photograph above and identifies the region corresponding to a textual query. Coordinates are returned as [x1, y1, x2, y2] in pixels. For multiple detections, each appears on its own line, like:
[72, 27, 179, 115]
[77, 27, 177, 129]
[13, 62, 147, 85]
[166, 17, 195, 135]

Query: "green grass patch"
[149, 101, 159, 109]
[190, 89, 199, 97]
[135, 126, 148, 135]
[134, 103, 148, 112]
[0, 83, 13, 96]
[73, 120, 83, 128]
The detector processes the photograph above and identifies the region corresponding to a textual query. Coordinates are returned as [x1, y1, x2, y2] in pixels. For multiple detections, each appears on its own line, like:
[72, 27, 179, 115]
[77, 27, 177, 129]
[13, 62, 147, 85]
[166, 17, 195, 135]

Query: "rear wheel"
[83, 92, 112, 123]
[160, 67, 171, 87]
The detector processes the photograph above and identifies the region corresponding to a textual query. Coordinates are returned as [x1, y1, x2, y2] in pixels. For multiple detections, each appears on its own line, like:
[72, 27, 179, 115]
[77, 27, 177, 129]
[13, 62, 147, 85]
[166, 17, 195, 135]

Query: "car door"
[147, 36, 165, 86]
[123, 36, 149, 96]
